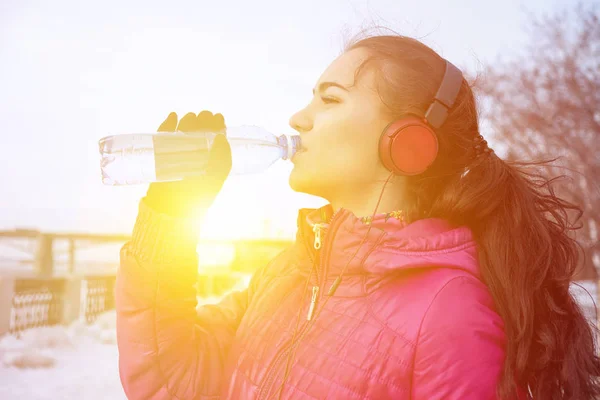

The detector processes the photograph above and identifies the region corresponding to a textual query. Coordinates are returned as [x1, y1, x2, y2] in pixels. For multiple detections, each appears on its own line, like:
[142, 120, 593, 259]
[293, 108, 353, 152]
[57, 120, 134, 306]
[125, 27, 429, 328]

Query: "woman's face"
[288, 48, 393, 201]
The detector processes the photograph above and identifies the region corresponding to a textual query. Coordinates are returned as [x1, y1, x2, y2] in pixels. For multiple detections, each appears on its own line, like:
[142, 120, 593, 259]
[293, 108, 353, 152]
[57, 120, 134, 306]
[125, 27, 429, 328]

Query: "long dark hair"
[346, 33, 600, 399]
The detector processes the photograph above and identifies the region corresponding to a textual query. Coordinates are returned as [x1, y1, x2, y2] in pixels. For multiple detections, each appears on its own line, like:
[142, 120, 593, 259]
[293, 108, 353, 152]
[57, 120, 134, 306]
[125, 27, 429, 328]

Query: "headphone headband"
[424, 61, 463, 129]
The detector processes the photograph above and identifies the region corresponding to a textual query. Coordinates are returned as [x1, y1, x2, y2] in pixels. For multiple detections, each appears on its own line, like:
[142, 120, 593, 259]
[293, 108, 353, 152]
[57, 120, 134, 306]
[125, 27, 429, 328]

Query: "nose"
[289, 106, 313, 134]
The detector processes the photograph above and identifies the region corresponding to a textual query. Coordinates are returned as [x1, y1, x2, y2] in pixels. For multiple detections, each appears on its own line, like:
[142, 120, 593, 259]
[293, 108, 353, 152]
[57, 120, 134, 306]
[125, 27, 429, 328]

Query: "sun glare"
[198, 199, 265, 241]
[196, 242, 236, 269]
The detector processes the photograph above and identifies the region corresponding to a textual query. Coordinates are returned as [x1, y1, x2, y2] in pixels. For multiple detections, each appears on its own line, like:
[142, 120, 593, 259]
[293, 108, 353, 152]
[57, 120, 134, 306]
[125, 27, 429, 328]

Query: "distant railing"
[0, 270, 254, 336]
[82, 276, 116, 324]
[9, 279, 64, 335]
[4, 276, 117, 335]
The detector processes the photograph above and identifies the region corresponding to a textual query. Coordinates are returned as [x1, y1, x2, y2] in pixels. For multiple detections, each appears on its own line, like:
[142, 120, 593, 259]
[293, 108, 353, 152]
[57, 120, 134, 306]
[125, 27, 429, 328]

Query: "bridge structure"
[0, 229, 293, 336]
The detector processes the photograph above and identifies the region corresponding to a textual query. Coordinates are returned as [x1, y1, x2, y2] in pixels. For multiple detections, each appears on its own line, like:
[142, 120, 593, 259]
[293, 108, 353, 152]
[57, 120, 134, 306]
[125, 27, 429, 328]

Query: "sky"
[0, 0, 588, 240]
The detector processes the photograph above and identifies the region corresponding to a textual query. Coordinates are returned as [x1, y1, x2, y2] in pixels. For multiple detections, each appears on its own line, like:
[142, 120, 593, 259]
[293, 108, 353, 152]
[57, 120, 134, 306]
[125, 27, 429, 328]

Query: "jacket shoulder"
[367, 268, 502, 346]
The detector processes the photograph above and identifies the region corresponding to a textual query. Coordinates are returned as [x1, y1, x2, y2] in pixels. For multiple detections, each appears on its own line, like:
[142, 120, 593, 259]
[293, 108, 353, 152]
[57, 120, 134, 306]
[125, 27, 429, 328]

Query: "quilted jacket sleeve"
[411, 276, 507, 400]
[115, 199, 249, 400]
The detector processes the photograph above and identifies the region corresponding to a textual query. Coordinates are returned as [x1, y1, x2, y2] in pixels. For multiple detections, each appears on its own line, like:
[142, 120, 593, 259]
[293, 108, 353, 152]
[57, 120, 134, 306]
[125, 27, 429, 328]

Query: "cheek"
[291, 101, 388, 186]
[331, 117, 384, 174]
[318, 107, 382, 153]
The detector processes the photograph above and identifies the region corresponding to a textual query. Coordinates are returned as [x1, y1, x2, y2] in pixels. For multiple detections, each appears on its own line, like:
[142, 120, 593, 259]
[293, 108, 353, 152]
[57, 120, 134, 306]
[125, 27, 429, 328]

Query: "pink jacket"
[116, 201, 513, 399]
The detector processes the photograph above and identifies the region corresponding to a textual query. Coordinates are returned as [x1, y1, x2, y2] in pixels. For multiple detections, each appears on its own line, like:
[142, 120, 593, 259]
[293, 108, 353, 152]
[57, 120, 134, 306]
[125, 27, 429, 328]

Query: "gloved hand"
[145, 110, 232, 218]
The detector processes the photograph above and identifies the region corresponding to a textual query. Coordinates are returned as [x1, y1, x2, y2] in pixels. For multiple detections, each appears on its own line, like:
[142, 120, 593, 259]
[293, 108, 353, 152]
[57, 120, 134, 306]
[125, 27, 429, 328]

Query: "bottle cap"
[283, 134, 301, 160]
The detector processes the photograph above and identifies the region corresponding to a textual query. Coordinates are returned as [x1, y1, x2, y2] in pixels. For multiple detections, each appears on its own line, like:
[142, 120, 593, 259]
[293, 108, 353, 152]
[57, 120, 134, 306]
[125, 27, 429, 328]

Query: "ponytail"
[437, 153, 600, 399]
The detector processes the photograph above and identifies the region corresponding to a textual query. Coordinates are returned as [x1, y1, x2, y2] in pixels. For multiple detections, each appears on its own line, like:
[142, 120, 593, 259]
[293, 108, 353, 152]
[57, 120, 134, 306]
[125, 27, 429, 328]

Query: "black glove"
[145, 110, 232, 217]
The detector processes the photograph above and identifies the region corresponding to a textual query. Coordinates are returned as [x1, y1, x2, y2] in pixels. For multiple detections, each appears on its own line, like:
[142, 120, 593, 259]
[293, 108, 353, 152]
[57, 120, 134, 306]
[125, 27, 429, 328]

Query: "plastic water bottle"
[98, 126, 301, 185]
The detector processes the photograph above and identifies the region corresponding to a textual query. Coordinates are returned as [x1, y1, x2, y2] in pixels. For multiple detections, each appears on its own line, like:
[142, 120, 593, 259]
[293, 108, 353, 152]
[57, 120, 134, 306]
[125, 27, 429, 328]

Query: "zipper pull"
[313, 224, 322, 250]
[307, 286, 319, 320]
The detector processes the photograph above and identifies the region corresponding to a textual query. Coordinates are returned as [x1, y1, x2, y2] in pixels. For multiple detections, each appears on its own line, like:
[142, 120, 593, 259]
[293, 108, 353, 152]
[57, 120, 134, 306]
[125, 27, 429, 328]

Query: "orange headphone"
[378, 60, 464, 175]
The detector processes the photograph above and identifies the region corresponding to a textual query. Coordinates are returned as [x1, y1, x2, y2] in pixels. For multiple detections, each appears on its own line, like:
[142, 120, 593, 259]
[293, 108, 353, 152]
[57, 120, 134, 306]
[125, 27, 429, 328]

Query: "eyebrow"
[312, 82, 349, 95]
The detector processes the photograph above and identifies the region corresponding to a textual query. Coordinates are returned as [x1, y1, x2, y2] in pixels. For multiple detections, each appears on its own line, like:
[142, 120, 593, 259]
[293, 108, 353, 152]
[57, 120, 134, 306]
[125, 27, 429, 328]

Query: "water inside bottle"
[153, 133, 215, 181]
[99, 133, 216, 185]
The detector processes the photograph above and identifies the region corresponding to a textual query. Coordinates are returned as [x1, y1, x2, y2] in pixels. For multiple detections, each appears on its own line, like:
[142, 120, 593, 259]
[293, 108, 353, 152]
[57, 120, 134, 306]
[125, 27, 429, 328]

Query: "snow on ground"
[0, 293, 231, 400]
[0, 311, 125, 400]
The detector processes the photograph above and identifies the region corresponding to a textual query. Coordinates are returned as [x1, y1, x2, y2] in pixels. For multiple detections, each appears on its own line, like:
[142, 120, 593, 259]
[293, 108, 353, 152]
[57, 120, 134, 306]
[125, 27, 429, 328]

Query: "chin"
[288, 167, 308, 193]
[288, 166, 323, 197]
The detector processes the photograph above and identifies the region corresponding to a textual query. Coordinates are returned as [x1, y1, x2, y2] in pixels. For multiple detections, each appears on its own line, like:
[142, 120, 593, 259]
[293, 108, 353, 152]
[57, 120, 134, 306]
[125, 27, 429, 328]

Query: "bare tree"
[478, 4, 600, 280]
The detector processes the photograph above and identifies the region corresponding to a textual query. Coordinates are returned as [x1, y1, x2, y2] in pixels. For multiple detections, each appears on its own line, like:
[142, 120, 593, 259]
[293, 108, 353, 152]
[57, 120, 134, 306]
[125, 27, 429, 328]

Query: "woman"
[115, 34, 600, 399]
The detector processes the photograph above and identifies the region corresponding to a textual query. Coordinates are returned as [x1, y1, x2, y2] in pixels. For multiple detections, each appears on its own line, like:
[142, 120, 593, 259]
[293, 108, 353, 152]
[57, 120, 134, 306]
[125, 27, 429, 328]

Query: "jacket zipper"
[313, 222, 323, 250]
[256, 211, 343, 400]
[303, 207, 340, 283]
[306, 285, 319, 320]
[257, 230, 322, 400]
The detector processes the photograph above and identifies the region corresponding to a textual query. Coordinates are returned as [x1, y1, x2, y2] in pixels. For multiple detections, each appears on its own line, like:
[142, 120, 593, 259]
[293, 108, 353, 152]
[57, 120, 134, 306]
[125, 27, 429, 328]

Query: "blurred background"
[0, 0, 598, 398]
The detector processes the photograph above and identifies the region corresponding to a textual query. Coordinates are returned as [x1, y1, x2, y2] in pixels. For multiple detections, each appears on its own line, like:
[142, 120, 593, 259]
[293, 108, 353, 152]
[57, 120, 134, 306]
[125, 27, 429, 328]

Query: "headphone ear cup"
[379, 117, 439, 175]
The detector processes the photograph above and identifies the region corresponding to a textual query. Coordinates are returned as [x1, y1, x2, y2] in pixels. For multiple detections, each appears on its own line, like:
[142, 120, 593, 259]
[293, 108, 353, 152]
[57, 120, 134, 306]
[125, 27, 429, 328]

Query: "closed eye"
[320, 96, 339, 104]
